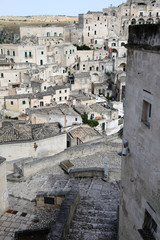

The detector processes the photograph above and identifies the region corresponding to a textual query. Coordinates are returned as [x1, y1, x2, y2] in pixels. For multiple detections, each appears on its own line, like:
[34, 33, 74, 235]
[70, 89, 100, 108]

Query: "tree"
[81, 113, 99, 128]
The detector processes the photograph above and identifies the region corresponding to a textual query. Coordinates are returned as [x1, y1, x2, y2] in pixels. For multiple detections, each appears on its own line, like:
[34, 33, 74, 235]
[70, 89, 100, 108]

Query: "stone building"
[119, 25, 160, 240]
[0, 44, 47, 66]
[27, 104, 82, 127]
[0, 121, 66, 162]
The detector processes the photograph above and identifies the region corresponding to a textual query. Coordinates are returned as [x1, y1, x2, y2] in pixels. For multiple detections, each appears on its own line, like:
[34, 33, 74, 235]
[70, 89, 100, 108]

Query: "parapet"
[127, 24, 160, 51]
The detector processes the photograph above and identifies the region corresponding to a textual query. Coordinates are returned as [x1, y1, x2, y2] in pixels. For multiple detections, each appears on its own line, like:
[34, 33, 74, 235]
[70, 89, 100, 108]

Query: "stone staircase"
[65, 179, 119, 240]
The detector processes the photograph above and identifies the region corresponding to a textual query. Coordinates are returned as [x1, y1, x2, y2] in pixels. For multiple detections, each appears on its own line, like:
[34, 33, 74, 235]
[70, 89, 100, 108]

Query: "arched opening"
[112, 48, 118, 58]
[131, 18, 136, 25]
[119, 63, 126, 72]
[146, 18, 154, 24]
[96, 66, 99, 71]
[138, 18, 145, 24]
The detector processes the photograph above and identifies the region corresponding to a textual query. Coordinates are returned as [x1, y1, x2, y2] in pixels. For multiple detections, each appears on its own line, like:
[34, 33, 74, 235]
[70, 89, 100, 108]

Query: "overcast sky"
[0, 0, 125, 16]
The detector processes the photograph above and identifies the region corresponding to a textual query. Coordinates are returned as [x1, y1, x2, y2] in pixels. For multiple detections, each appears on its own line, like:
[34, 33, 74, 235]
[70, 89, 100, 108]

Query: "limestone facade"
[119, 24, 160, 240]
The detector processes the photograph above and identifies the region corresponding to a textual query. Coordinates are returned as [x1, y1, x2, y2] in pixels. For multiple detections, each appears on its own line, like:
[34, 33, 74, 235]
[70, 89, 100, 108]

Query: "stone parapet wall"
[48, 188, 80, 240]
[6, 139, 121, 177]
[0, 157, 8, 217]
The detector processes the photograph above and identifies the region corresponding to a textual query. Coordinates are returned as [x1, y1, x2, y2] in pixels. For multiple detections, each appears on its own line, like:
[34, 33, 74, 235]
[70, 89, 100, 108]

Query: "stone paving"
[0, 138, 122, 239]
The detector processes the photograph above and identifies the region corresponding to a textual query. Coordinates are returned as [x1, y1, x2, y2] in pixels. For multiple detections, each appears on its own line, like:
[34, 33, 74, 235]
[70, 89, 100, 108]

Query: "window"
[40, 101, 44, 107]
[1, 73, 4, 78]
[54, 32, 57, 37]
[70, 50, 72, 54]
[95, 40, 97, 44]
[141, 100, 152, 128]
[47, 32, 50, 37]
[44, 86, 46, 90]
[149, 12, 152, 17]
[40, 60, 43, 65]
[112, 43, 116, 46]
[65, 96, 67, 100]
[22, 100, 26, 105]
[25, 52, 27, 58]
[7, 50, 10, 56]
[88, 33, 90, 37]
[13, 51, 15, 56]
[75, 118, 77, 121]
[59, 90, 61, 94]
[29, 52, 32, 57]
[83, 64, 85, 70]
[1, 49, 3, 54]
[41, 51, 44, 55]
[90, 114, 94, 120]
[88, 26, 90, 31]
[156, 12, 159, 17]
[53, 98, 56, 101]
[66, 51, 67, 54]
[94, 31, 96, 35]
[138, 210, 157, 240]
[59, 97, 62, 101]
[65, 90, 67, 93]
[140, 12, 143, 17]
[86, 19, 88, 24]
[11, 101, 13, 105]
[97, 17, 100, 21]
[121, 42, 125, 46]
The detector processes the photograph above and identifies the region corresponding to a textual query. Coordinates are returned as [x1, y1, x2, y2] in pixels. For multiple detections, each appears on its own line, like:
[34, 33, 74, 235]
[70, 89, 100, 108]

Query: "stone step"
[69, 221, 117, 232]
[65, 229, 118, 240]
[69, 215, 117, 224]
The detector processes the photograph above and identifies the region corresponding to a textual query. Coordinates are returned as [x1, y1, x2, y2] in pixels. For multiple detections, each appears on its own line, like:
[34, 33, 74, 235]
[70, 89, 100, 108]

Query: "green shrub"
[81, 113, 99, 127]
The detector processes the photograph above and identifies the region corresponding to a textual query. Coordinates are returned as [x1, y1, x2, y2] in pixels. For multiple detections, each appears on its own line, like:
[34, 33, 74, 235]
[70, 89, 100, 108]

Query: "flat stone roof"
[28, 104, 80, 116]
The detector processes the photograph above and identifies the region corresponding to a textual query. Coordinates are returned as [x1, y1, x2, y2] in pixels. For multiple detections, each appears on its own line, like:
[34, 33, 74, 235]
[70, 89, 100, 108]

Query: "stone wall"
[119, 25, 160, 240]
[7, 139, 121, 177]
[0, 133, 67, 163]
[0, 157, 8, 217]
